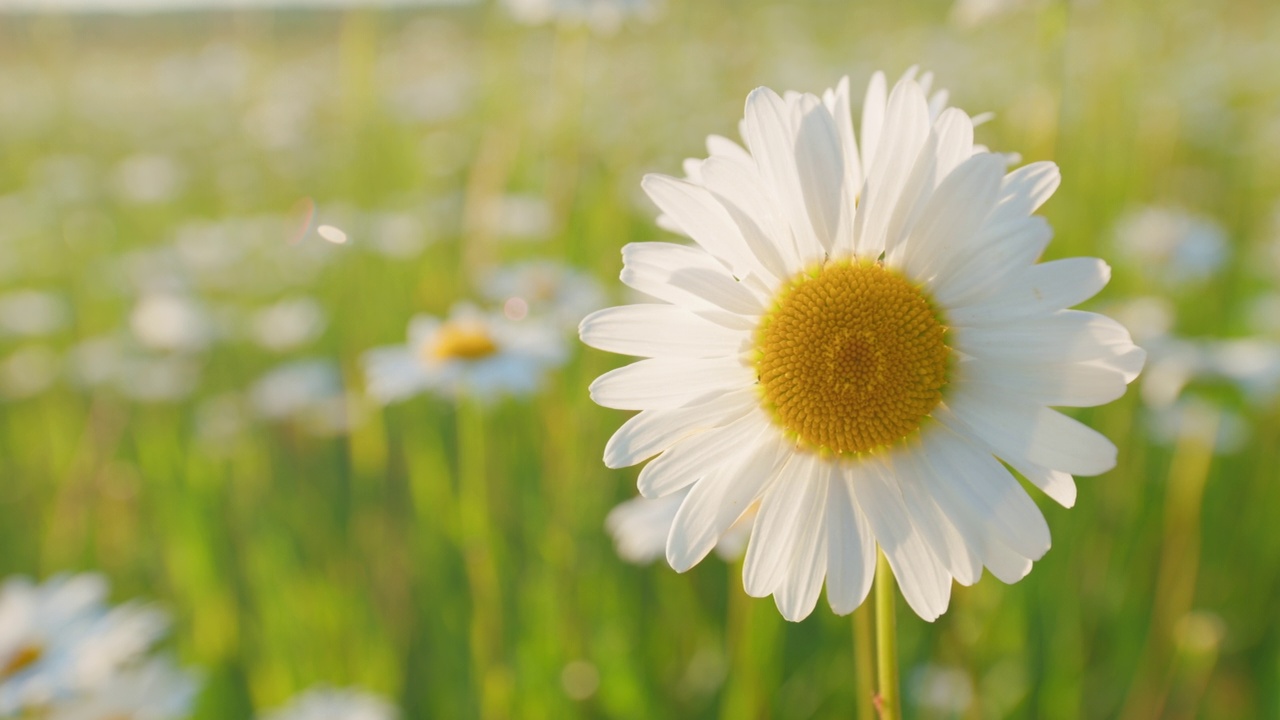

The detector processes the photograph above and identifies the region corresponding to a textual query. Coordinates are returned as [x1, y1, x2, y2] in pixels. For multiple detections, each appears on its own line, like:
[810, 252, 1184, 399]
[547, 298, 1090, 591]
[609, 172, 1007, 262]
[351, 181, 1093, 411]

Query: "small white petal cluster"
[362, 303, 566, 404]
[262, 686, 398, 720]
[581, 69, 1145, 621]
[0, 573, 199, 718]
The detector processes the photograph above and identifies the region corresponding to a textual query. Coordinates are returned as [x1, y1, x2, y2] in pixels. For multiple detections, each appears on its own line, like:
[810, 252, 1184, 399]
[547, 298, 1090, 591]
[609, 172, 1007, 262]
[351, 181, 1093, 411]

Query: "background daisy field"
[1, 0, 1278, 716]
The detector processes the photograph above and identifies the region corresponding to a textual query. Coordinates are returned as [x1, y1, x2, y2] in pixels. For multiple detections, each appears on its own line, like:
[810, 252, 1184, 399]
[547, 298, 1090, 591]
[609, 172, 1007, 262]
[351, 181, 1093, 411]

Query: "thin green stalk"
[875, 552, 901, 720]
[854, 600, 877, 720]
[457, 399, 509, 720]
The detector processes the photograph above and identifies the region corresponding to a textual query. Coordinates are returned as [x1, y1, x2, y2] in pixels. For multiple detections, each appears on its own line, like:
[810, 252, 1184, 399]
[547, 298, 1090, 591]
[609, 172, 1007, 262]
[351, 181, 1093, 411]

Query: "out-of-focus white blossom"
[112, 154, 185, 205]
[481, 261, 606, 331]
[250, 359, 362, 435]
[1112, 206, 1230, 287]
[362, 304, 565, 404]
[130, 291, 214, 353]
[0, 291, 70, 338]
[0, 571, 192, 712]
[249, 297, 327, 352]
[262, 686, 398, 720]
[1146, 395, 1248, 454]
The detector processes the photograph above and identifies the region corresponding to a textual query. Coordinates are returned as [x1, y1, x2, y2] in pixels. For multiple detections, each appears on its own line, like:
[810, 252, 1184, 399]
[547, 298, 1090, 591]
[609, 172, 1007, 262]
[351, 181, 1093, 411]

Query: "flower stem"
[457, 398, 509, 720]
[853, 599, 876, 720]
[875, 551, 901, 720]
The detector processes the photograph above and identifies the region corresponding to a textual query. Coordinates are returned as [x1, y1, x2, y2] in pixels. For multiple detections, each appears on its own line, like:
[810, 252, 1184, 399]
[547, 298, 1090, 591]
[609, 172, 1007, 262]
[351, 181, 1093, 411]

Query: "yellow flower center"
[0, 644, 43, 678]
[426, 322, 499, 362]
[755, 261, 949, 456]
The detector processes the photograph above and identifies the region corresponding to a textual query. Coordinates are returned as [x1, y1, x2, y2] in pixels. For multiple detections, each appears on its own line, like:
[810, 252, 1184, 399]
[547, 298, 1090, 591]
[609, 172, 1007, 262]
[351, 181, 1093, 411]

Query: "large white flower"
[579, 70, 1145, 622]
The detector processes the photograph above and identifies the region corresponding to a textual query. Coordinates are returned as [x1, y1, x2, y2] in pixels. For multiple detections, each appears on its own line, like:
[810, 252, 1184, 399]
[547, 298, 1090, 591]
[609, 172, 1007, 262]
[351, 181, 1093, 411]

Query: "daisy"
[0, 574, 169, 714]
[262, 686, 398, 720]
[579, 70, 1144, 621]
[362, 303, 564, 404]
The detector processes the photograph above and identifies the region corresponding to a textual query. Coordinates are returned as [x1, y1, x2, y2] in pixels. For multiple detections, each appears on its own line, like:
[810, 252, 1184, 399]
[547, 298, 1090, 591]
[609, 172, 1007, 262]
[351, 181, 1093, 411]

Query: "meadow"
[1, 0, 1279, 717]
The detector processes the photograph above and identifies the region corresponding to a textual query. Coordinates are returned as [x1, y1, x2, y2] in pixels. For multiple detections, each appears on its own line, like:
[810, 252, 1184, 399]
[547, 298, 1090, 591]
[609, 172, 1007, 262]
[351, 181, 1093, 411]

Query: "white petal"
[742, 452, 822, 600]
[823, 75, 864, 215]
[642, 174, 771, 281]
[917, 426, 1051, 560]
[946, 258, 1111, 326]
[620, 242, 744, 313]
[740, 87, 825, 264]
[790, 95, 849, 255]
[824, 464, 876, 614]
[774, 467, 830, 621]
[891, 444, 983, 585]
[992, 161, 1061, 221]
[637, 411, 771, 498]
[603, 387, 759, 468]
[849, 458, 952, 621]
[666, 431, 785, 571]
[852, 77, 931, 260]
[901, 153, 1006, 283]
[952, 310, 1146, 384]
[858, 71, 888, 172]
[700, 157, 795, 278]
[929, 216, 1053, 306]
[579, 305, 747, 358]
[880, 107, 976, 264]
[940, 388, 1118, 477]
[959, 357, 1130, 407]
[589, 357, 754, 411]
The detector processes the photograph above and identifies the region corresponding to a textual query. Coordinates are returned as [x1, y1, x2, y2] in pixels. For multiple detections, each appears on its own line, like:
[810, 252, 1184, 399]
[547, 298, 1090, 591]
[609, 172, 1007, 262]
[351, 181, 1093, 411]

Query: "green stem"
[457, 399, 509, 720]
[853, 599, 877, 720]
[875, 552, 901, 720]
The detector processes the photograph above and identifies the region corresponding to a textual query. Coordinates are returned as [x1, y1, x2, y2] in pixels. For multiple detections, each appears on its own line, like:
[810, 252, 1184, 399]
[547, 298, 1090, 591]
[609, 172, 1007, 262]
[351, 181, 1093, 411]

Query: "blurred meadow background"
[2, 0, 1280, 717]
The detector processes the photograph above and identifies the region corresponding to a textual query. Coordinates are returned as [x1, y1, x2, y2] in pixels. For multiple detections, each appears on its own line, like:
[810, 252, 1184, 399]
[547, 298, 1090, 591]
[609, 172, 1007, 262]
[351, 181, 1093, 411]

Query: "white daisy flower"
[0, 574, 169, 714]
[605, 487, 755, 565]
[46, 657, 200, 720]
[579, 70, 1145, 621]
[262, 686, 398, 720]
[480, 260, 607, 331]
[362, 303, 565, 404]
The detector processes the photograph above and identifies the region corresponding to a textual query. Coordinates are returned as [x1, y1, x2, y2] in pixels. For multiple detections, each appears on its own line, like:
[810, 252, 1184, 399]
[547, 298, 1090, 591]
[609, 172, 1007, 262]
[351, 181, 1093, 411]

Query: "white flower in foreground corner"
[263, 686, 398, 720]
[579, 70, 1145, 622]
[362, 304, 565, 404]
[0, 574, 171, 713]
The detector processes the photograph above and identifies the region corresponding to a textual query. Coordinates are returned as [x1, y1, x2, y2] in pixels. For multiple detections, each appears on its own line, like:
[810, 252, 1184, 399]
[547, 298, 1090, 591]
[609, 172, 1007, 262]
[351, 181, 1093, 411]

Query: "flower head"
[362, 303, 565, 404]
[0, 574, 192, 716]
[580, 70, 1144, 621]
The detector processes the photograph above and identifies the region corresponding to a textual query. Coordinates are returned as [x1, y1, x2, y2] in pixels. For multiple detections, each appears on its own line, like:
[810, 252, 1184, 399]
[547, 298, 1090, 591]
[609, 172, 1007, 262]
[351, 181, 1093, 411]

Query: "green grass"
[2, 0, 1279, 717]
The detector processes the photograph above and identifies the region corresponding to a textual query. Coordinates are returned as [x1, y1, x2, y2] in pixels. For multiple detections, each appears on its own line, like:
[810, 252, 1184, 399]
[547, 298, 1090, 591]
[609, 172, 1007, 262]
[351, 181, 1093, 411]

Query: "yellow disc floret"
[755, 261, 949, 456]
[0, 644, 43, 678]
[427, 323, 499, 362]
